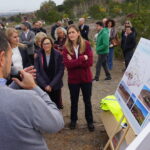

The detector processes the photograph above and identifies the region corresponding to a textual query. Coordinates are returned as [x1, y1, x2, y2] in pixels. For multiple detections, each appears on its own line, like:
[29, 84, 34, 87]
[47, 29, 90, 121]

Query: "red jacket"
[63, 41, 93, 84]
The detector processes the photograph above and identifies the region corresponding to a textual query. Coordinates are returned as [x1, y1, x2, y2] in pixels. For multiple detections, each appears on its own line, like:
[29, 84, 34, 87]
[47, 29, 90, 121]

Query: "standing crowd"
[0, 16, 137, 149]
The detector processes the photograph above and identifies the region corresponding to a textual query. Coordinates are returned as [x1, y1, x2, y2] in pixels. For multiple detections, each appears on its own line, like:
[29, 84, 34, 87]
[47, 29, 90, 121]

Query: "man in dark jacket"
[32, 21, 47, 35]
[32, 21, 41, 35]
[38, 21, 47, 33]
[51, 21, 62, 40]
[121, 26, 136, 69]
[79, 18, 89, 41]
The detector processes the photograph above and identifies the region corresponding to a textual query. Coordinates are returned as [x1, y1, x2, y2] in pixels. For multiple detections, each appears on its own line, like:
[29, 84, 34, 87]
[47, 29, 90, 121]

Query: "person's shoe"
[69, 121, 76, 130]
[88, 123, 95, 132]
[93, 78, 99, 81]
[104, 77, 112, 80]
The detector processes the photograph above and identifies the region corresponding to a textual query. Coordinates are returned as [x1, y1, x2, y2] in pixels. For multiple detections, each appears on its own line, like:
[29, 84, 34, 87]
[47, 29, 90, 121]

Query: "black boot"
[69, 121, 76, 130]
[87, 123, 95, 132]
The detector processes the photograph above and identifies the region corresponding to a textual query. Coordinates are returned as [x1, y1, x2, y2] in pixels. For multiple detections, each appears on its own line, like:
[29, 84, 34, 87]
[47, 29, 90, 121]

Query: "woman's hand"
[45, 85, 52, 92]
[67, 54, 72, 60]
[84, 55, 88, 60]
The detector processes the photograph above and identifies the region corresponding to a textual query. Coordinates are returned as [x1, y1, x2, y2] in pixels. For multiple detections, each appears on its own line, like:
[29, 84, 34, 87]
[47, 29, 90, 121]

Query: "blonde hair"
[35, 32, 47, 46]
[125, 20, 132, 27]
[65, 25, 86, 55]
[5, 28, 25, 48]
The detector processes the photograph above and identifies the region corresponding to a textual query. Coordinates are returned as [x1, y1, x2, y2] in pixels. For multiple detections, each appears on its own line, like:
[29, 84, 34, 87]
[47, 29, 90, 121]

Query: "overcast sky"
[0, 0, 64, 12]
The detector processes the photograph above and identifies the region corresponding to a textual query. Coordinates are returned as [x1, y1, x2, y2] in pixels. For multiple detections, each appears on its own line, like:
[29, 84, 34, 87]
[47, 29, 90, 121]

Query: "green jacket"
[96, 27, 109, 54]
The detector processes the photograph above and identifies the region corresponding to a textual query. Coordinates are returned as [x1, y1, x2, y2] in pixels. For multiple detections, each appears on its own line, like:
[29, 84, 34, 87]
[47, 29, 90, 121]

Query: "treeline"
[36, 0, 150, 40]
[36, 0, 150, 21]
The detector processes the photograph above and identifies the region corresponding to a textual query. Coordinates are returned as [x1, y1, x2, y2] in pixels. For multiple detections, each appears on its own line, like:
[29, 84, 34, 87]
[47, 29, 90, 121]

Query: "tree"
[36, 0, 62, 23]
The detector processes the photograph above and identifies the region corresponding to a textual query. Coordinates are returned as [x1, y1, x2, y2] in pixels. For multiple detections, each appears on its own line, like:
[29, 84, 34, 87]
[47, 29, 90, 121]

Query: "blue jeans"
[107, 47, 114, 70]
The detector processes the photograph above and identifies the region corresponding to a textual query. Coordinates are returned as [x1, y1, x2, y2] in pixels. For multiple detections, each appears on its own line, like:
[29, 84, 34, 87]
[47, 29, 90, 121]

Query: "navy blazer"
[34, 49, 64, 90]
[18, 47, 31, 68]
[79, 24, 89, 40]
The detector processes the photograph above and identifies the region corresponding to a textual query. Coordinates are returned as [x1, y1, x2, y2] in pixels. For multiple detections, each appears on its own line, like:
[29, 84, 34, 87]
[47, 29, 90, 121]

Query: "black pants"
[95, 54, 111, 80]
[68, 82, 93, 123]
[47, 89, 61, 109]
[124, 50, 134, 68]
[29, 54, 34, 65]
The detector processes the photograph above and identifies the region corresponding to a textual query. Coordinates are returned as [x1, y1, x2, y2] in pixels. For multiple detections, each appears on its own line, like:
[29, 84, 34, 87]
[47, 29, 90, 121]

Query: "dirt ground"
[44, 52, 125, 150]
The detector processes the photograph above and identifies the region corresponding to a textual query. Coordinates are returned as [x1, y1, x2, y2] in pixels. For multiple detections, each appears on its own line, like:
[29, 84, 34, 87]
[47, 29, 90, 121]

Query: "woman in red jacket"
[63, 25, 94, 131]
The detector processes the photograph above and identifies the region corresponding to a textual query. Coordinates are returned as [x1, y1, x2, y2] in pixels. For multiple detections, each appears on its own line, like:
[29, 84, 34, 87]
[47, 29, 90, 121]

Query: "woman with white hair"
[53, 27, 67, 109]
[54, 27, 67, 53]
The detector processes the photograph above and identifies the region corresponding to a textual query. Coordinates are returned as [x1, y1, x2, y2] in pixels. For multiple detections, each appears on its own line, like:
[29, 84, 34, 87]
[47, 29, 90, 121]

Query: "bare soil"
[44, 52, 125, 150]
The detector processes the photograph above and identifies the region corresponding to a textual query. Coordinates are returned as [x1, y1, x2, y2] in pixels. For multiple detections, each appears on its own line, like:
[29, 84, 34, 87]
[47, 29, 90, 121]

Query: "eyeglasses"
[43, 42, 51, 46]
[125, 22, 129, 24]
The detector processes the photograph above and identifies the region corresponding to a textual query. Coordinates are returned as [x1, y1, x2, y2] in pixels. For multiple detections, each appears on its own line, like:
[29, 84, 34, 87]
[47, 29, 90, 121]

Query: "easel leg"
[116, 125, 130, 150]
[103, 115, 125, 150]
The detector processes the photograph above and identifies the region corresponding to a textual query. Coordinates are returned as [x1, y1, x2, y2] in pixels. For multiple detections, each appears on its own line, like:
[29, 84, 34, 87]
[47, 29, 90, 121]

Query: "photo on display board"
[138, 85, 150, 111]
[126, 94, 136, 110]
[131, 100, 149, 125]
[118, 81, 131, 103]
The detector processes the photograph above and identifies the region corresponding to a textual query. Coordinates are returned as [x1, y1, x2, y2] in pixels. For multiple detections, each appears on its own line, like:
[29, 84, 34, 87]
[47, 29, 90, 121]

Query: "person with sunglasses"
[121, 20, 137, 38]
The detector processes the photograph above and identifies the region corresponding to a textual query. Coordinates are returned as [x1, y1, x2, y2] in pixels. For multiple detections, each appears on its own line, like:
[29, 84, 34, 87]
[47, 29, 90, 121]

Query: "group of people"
[0, 16, 137, 149]
[94, 18, 137, 81]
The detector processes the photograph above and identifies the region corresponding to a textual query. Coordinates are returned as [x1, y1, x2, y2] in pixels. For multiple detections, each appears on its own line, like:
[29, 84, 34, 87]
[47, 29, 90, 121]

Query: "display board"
[115, 38, 150, 134]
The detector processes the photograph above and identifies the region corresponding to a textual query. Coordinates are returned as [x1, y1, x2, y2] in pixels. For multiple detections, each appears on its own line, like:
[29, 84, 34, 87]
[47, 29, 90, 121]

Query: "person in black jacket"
[38, 21, 47, 33]
[34, 37, 64, 109]
[121, 26, 136, 69]
[121, 20, 137, 38]
[32, 21, 41, 35]
[51, 21, 62, 40]
[79, 18, 89, 41]
[5, 28, 31, 85]
[32, 21, 47, 35]
[6, 28, 31, 70]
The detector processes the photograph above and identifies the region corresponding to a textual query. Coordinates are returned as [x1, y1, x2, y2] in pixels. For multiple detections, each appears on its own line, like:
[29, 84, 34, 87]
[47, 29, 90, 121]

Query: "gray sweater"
[0, 83, 64, 150]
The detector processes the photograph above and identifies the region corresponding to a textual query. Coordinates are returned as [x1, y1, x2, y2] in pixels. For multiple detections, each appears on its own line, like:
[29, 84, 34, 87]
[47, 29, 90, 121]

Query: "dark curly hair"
[105, 19, 115, 27]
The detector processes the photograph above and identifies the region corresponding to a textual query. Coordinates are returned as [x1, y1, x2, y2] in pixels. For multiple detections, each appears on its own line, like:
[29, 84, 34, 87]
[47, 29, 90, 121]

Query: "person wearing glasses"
[34, 37, 64, 109]
[122, 20, 137, 38]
